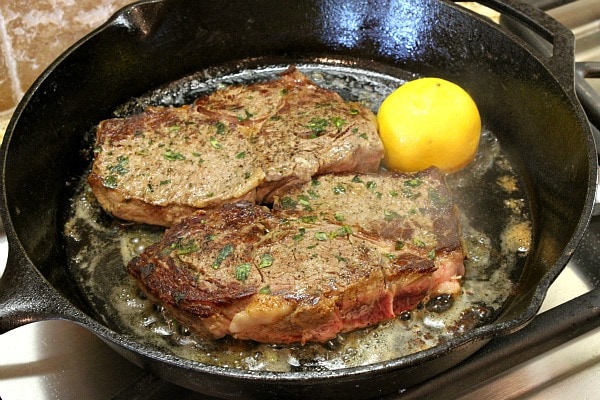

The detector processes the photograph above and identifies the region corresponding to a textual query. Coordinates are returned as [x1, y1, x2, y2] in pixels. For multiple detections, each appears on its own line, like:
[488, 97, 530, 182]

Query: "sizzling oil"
[64, 65, 531, 372]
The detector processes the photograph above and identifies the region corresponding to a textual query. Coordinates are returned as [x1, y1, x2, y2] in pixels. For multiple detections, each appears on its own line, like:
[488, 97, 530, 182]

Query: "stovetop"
[1, 1, 599, 399]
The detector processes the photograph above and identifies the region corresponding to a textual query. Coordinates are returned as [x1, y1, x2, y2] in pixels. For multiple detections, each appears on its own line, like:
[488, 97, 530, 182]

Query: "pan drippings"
[64, 65, 531, 372]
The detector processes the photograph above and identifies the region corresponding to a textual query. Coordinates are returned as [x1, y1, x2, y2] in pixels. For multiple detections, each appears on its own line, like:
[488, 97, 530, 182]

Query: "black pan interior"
[0, 0, 595, 396]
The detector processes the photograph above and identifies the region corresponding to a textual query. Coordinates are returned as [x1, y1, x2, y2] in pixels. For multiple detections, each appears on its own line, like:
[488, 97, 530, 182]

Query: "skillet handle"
[0, 250, 77, 334]
[576, 62, 600, 153]
[575, 62, 600, 216]
[466, 0, 576, 90]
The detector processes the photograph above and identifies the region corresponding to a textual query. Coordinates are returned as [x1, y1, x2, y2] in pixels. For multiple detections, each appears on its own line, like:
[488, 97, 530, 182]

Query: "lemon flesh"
[377, 77, 481, 173]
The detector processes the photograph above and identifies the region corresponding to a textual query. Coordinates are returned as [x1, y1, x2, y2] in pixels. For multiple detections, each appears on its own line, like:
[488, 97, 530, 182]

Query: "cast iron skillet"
[0, 0, 597, 398]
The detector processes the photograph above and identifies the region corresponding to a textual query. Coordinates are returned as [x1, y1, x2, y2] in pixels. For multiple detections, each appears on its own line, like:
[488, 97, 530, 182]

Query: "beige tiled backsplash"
[0, 0, 136, 116]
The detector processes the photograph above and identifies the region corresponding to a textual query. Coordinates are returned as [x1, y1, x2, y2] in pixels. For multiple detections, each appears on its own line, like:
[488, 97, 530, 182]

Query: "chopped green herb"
[307, 117, 329, 137]
[103, 175, 118, 189]
[384, 253, 395, 259]
[168, 238, 199, 255]
[209, 136, 222, 149]
[351, 175, 363, 183]
[395, 240, 405, 250]
[259, 285, 272, 294]
[215, 121, 227, 135]
[297, 195, 311, 206]
[311, 179, 321, 187]
[404, 178, 423, 187]
[160, 179, 171, 185]
[293, 227, 306, 241]
[315, 232, 328, 241]
[107, 155, 129, 175]
[259, 253, 274, 269]
[413, 238, 426, 247]
[168, 125, 181, 133]
[235, 151, 247, 159]
[235, 263, 252, 281]
[307, 189, 320, 199]
[335, 255, 348, 263]
[212, 243, 234, 269]
[163, 150, 186, 161]
[192, 152, 204, 164]
[428, 249, 436, 260]
[300, 215, 318, 224]
[335, 225, 352, 237]
[349, 108, 359, 115]
[330, 116, 347, 130]
[334, 212, 346, 222]
[366, 181, 377, 190]
[279, 197, 297, 209]
[359, 133, 368, 140]
[389, 190, 399, 197]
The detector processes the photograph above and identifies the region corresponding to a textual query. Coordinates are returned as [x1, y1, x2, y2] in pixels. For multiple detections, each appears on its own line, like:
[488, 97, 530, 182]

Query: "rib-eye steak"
[273, 168, 465, 295]
[128, 169, 465, 344]
[88, 67, 383, 227]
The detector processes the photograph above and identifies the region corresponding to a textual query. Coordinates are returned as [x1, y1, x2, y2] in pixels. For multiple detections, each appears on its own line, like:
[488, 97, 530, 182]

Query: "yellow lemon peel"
[377, 77, 481, 173]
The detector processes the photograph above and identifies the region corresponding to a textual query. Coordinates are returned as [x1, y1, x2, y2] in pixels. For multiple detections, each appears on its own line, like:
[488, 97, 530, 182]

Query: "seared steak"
[273, 168, 464, 295]
[128, 169, 465, 344]
[88, 67, 383, 227]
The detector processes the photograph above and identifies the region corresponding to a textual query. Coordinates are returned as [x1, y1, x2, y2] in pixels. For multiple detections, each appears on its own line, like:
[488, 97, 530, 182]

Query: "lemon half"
[377, 77, 481, 173]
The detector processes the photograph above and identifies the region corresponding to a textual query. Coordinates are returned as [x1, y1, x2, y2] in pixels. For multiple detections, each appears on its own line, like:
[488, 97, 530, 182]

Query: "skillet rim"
[0, 0, 596, 385]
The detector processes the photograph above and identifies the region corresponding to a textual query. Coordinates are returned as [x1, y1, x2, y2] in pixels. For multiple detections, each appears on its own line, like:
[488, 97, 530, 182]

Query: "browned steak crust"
[89, 67, 383, 227]
[128, 169, 464, 344]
